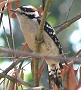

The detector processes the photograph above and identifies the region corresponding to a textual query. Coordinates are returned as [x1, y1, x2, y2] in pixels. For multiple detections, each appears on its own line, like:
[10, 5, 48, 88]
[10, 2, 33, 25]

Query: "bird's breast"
[18, 16, 59, 55]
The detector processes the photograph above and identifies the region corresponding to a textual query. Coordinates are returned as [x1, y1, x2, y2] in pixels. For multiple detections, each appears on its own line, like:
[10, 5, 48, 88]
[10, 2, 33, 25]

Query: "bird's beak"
[10, 9, 21, 15]
[10, 9, 20, 14]
[10, 9, 17, 13]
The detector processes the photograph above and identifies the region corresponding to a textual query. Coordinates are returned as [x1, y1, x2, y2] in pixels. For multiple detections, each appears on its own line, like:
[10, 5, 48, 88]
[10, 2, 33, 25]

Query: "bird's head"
[11, 5, 39, 19]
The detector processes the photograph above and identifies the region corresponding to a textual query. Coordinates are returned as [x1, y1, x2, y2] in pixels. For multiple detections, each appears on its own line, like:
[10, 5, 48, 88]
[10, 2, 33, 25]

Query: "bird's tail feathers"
[49, 63, 63, 88]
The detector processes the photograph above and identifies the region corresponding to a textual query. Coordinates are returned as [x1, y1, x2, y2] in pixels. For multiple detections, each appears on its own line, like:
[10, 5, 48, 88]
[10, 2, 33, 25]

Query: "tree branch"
[0, 48, 81, 64]
[0, 72, 33, 87]
[56, 13, 81, 34]
[34, 0, 52, 87]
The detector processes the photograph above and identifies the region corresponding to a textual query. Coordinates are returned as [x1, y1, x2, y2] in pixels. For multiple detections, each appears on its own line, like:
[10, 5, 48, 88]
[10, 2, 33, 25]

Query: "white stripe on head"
[22, 5, 37, 11]
[22, 5, 39, 18]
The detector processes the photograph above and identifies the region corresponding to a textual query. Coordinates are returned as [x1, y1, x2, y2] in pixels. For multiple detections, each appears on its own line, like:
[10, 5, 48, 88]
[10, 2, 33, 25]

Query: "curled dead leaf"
[38, 5, 43, 17]
[15, 0, 19, 8]
[63, 62, 77, 90]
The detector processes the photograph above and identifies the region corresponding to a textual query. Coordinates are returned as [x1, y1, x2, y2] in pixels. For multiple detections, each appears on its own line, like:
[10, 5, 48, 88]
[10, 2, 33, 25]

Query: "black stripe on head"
[20, 12, 35, 19]
[19, 5, 39, 19]
[27, 14, 35, 19]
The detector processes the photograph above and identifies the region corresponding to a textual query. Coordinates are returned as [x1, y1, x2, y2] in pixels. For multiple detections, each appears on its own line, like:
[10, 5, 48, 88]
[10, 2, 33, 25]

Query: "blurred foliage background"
[0, 0, 81, 89]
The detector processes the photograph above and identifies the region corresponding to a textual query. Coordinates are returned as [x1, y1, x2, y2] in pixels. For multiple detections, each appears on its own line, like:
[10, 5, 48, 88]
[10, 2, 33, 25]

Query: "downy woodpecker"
[11, 5, 64, 87]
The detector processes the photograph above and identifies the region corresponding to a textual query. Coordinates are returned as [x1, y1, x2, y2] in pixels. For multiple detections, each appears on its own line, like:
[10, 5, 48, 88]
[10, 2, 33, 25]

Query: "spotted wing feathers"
[37, 18, 63, 54]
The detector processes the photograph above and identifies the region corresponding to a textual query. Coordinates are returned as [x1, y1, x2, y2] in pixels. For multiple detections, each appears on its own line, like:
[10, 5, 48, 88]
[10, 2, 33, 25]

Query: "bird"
[11, 5, 64, 88]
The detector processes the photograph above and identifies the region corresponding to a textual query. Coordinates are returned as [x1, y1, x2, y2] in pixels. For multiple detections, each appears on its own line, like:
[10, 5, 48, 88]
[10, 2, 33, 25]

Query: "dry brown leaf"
[38, 5, 50, 18]
[12, 71, 17, 78]
[7, 2, 17, 18]
[11, 70, 24, 86]
[8, 81, 15, 90]
[63, 62, 77, 90]
[8, 71, 17, 90]
[10, 12, 17, 18]
[74, 68, 78, 76]
[76, 66, 81, 90]
[0, 1, 7, 14]
[0, 0, 6, 3]
[54, 84, 59, 90]
[0, 0, 15, 3]
[22, 42, 28, 51]
[79, 66, 81, 83]
[0, 1, 6, 9]
[18, 70, 24, 86]
[15, 0, 19, 8]
[21, 70, 24, 80]
[38, 5, 43, 17]
[7, 2, 13, 18]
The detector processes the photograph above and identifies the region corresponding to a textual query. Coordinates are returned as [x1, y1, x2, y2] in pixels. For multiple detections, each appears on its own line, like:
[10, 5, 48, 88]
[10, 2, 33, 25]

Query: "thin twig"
[0, 47, 76, 61]
[37, 0, 52, 40]
[66, 0, 75, 21]
[7, 3, 15, 49]
[72, 49, 81, 58]
[0, 0, 17, 5]
[56, 13, 81, 34]
[0, 59, 25, 79]
[0, 56, 29, 60]
[2, 21, 10, 48]
[34, 0, 52, 87]
[0, 72, 33, 87]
